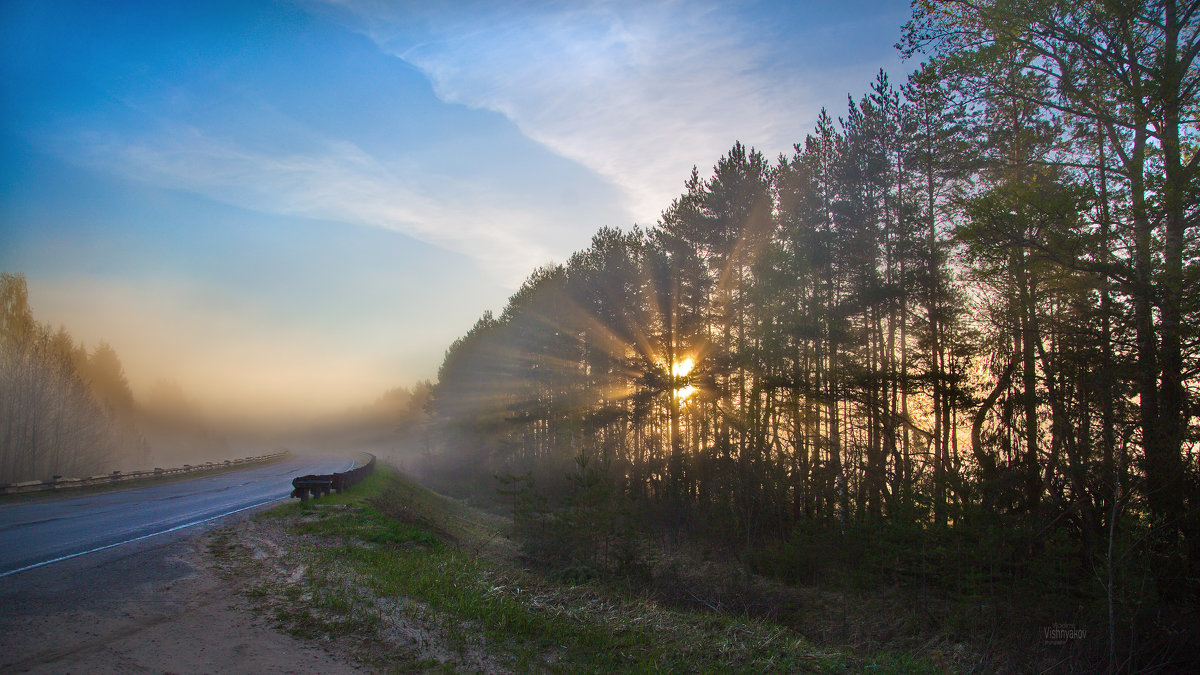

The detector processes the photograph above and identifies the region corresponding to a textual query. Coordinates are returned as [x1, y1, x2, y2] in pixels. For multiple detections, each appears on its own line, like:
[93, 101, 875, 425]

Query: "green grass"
[294, 503, 439, 546]
[253, 464, 944, 674]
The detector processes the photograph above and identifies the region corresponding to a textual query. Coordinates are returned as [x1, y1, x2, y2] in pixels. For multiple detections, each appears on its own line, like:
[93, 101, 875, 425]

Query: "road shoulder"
[0, 516, 365, 674]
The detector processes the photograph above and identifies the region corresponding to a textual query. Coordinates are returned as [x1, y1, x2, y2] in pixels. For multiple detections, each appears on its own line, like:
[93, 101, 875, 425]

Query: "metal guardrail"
[0, 450, 292, 496]
[290, 453, 375, 500]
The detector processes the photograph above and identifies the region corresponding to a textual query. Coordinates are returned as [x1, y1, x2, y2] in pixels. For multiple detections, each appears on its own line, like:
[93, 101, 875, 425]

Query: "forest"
[0, 272, 142, 483]
[419, 2, 1199, 670]
[0, 270, 429, 485]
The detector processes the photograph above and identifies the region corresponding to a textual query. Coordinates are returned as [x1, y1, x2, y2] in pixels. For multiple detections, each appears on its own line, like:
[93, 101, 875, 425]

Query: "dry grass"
[212, 465, 945, 673]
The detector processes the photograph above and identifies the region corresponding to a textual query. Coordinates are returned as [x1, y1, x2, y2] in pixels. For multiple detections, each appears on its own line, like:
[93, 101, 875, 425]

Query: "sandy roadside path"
[0, 511, 365, 674]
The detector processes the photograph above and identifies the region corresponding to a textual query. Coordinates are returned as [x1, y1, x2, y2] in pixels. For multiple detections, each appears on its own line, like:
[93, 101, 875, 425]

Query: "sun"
[670, 357, 697, 403]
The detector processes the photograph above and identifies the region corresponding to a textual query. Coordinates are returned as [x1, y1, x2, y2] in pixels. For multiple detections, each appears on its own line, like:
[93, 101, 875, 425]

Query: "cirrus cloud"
[67, 124, 565, 283]
[324, 0, 907, 223]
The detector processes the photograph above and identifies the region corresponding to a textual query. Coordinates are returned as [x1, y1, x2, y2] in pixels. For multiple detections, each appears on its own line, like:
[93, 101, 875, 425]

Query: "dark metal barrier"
[290, 454, 375, 500]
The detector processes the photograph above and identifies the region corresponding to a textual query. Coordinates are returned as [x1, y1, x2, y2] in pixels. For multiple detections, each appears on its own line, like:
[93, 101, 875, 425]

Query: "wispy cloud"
[36, 0, 905, 284]
[65, 126, 564, 282]
[328, 0, 843, 223]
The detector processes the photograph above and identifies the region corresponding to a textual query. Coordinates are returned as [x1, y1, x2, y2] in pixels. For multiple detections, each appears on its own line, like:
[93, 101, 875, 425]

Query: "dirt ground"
[0, 513, 365, 674]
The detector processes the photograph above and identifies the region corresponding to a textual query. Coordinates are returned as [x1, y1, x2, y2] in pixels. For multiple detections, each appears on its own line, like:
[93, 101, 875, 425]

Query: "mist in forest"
[407, 3, 1200, 662]
[2, 0, 1197, 668]
[0, 272, 435, 482]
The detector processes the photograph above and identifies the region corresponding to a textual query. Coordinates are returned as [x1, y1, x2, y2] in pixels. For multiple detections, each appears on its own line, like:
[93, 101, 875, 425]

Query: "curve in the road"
[0, 455, 354, 578]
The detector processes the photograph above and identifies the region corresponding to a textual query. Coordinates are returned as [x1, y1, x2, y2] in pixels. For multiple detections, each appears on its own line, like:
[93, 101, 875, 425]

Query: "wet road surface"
[0, 454, 353, 577]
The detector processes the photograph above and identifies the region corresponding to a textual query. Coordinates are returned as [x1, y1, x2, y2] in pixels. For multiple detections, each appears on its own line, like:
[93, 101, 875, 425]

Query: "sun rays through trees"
[423, 4, 1200, 667]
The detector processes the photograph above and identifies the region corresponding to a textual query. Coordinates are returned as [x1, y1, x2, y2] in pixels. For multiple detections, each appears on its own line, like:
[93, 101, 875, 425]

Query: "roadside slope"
[216, 464, 939, 673]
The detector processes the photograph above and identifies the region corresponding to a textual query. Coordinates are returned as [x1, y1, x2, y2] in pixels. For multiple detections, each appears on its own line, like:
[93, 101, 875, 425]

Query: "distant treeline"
[362, 382, 432, 428]
[0, 272, 141, 483]
[422, 2, 1198, 669]
[0, 271, 430, 483]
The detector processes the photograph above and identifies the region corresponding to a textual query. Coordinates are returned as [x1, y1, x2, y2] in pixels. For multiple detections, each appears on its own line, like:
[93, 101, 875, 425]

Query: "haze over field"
[1, 0, 907, 420]
[4, 1, 1198, 671]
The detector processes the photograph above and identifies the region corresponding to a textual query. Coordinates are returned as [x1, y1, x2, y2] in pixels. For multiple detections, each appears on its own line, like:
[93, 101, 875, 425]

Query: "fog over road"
[0, 454, 353, 578]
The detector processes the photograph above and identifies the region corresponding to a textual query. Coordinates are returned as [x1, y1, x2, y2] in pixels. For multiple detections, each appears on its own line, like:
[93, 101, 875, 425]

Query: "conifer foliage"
[425, 4, 1199, 667]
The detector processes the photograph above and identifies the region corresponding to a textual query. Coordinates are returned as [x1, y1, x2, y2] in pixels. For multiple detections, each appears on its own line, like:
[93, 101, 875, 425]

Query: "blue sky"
[0, 0, 910, 419]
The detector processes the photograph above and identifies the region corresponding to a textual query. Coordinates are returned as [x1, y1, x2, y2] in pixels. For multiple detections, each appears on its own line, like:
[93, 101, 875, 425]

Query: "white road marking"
[0, 495, 285, 579]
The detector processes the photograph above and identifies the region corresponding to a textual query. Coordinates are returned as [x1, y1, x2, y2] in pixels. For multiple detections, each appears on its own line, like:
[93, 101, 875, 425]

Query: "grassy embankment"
[235, 464, 942, 673]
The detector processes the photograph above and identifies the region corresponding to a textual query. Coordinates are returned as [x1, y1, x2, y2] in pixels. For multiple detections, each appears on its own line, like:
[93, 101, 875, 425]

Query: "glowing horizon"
[0, 0, 911, 419]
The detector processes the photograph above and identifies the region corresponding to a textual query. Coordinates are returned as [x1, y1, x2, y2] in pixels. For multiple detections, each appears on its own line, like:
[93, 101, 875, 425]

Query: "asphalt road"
[0, 454, 354, 578]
